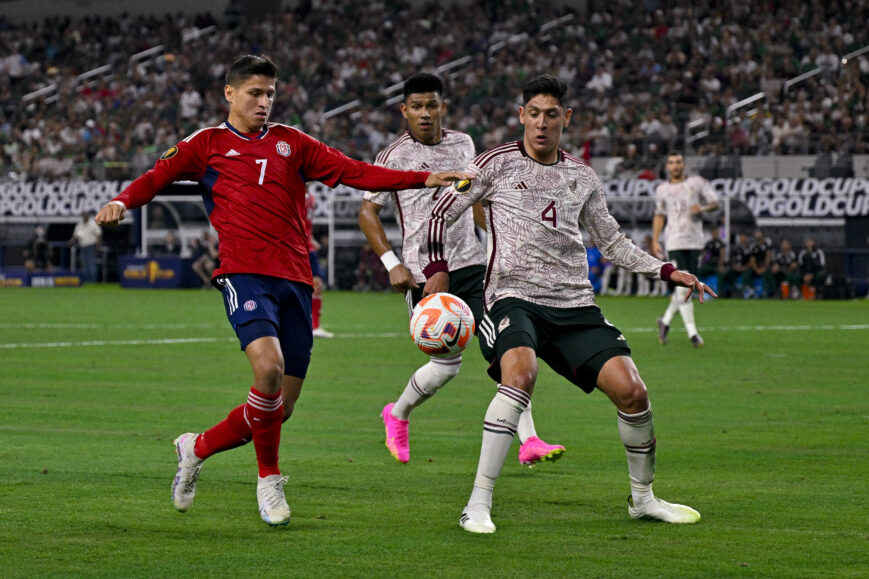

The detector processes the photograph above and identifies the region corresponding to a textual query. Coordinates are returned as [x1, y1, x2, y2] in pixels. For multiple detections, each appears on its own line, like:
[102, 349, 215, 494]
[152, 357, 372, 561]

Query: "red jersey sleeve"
[297, 131, 429, 191]
[113, 137, 208, 209]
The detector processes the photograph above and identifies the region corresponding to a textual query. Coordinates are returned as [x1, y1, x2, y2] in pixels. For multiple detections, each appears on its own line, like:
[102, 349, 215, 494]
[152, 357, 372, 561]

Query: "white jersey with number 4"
[424, 141, 665, 309]
[654, 175, 718, 251]
[365, 129, 484, 283]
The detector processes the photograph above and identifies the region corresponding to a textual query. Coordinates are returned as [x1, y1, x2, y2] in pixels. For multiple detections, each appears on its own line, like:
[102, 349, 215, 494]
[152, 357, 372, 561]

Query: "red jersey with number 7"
[112, 121, 430, 286]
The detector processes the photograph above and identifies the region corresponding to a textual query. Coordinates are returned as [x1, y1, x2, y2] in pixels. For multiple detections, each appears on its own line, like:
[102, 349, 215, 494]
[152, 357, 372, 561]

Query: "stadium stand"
[2, 0, 869, 174]
[1, 0, 868, 294]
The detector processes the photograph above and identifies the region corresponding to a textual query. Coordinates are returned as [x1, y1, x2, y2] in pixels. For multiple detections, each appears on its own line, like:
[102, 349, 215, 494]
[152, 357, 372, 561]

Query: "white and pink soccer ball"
[409, 292, 475, 357]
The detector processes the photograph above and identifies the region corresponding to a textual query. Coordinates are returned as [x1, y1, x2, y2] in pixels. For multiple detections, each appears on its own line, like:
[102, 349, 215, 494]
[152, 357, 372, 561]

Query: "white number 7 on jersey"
[255, 159, 267, 185]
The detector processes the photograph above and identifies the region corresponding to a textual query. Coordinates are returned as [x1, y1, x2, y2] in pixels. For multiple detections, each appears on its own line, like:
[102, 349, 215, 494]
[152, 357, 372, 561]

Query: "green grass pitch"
[0, 287, 867, 577]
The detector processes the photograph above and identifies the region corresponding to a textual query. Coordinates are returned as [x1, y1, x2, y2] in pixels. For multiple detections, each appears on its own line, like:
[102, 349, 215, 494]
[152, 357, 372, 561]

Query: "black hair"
[403, 72, 444, 100]
[225, 54, 278, 86]
[667, 150, 685, 159]
[522, 74, 567, 105]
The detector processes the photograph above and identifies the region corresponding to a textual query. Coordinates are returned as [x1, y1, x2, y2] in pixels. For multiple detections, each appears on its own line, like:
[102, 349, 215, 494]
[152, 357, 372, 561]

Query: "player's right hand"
[651, 241, 665, 260]
[95, 201, 127, 226]
[389, 264, 419, 292]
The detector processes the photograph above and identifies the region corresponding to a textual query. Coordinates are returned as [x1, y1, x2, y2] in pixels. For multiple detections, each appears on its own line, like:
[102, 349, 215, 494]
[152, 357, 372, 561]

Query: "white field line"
[0, 324, 867, 350]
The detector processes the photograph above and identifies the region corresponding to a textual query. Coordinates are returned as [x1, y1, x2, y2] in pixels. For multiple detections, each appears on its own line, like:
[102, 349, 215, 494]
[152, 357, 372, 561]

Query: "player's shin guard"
[468, 384, 529, 510]
[617, 406, 656, 502]
[517, 402, 538, 443]
[312, 294, 322, 329]
[245, 387, 284, 478]
[195, 404, 251, 459]
[662, 287, 682, 325]
[392, 354, 462, 420]
[677, 288, 698, 337]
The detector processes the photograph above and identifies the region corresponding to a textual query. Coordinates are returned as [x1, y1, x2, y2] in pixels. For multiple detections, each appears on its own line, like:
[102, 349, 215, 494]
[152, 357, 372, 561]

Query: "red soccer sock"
[194, 404, 251, 460]
[312, 295, 322, 329]
[245, 387, 283, 477]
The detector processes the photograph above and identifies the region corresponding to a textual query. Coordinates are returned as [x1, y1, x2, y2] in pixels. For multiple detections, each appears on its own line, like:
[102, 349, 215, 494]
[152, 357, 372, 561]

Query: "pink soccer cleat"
[518, 436, 565, 466]
[381, 403, 410, 463]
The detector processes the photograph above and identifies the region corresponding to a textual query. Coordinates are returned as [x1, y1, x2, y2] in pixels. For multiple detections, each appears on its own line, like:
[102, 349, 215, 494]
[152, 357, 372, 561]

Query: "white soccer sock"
[517, 402, 537, 444]
[617, 406, 656, 504]
[392, 354, 462, 420]
[661, 287, 682, 326]
[678, 292, 698, 337]
[467, 384, 530, 511]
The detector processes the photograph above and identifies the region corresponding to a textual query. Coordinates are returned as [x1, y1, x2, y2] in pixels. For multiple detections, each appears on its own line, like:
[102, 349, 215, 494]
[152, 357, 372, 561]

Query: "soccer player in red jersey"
[95, 54, 468, 526]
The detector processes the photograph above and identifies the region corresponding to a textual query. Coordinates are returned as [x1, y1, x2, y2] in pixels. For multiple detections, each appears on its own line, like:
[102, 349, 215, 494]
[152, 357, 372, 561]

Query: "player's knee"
[251, 357, 284, 392]
[503, 367, 537, 393]
[619, 379, 649, 413]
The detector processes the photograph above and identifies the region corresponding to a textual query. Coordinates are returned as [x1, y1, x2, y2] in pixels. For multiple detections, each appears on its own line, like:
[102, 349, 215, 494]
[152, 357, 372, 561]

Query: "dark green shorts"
[667, 249, 701, 274]
[409, 265, 488, 358]
[478, 298, 631, 393]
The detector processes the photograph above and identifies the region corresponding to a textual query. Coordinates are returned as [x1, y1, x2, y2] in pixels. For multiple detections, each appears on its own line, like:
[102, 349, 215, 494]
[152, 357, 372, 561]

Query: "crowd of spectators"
[590, 226, 830, 300]
[1, 0, 868, 182]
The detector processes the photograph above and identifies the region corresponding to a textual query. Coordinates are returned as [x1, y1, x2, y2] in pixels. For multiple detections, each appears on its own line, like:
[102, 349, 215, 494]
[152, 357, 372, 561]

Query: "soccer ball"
[409, 293, 476, 357]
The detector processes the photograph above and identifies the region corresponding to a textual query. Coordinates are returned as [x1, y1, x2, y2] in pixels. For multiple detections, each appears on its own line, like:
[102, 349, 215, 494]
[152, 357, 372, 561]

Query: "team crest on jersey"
[276, 141, 291, 157]
[498, 316, 511, 333]
[160, 146, 178, 160]
[243, 300, 258, 312]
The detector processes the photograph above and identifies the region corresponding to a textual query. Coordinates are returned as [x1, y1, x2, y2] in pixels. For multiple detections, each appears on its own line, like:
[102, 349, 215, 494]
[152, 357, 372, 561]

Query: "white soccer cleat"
[628, 495, 701, 524]
[171, 433, 203, 512]
[460, 509, 496, 534]
[312, 327, 335, 338]
[257, 475, 291, 526]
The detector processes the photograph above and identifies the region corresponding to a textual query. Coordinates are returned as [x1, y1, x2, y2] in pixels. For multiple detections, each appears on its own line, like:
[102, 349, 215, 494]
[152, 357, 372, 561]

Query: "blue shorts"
[215, 274, 313, 378]
[309, 251, 322, 279]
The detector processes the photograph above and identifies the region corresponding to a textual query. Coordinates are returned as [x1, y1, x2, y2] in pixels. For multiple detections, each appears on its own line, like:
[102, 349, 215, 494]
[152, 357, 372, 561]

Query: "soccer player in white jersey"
[652, 152, 719, 346]
[359, 73, 565, 466]
[422, 74, 714, 533]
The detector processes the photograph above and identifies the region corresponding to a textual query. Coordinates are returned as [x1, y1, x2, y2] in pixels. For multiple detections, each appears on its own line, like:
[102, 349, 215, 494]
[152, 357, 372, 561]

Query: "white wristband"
[379, 250, 401, 272]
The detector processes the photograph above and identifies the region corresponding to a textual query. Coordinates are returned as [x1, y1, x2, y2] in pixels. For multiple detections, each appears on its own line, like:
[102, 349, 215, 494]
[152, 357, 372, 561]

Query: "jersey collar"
[406, 129, 445, 146]
[225, 120, 270, 140]
[517, 139, 563, 165]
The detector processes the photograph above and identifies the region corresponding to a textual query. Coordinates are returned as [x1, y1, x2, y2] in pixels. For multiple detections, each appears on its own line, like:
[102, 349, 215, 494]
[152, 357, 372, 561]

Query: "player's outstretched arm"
[95, 201, 127, 227]
[669, 269, 717, 303]
[425, 172, 472, 188]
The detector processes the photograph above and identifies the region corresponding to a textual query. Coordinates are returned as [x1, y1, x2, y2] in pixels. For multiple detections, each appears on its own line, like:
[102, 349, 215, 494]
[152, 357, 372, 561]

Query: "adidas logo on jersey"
[513, 181, 529, 190]
[226, 149, 241, 156]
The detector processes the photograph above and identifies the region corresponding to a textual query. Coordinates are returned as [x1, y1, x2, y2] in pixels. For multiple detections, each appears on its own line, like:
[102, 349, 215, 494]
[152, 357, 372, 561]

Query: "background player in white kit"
[651, 152, 719, 347]
[358, 73, 564, 466]
[422, 74, 713, 534]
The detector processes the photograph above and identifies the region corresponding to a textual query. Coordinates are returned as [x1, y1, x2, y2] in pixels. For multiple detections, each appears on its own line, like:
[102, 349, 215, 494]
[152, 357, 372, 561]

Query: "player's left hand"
[422, 271, 449, 297]
[425, 172, 472, 188]
[670, 270, 717, 304]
